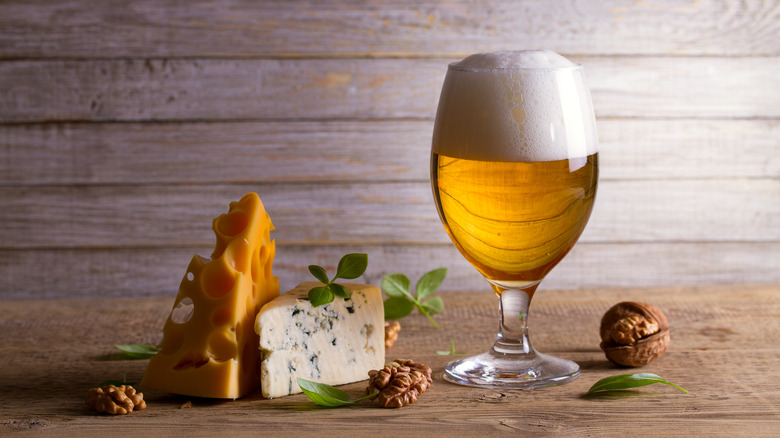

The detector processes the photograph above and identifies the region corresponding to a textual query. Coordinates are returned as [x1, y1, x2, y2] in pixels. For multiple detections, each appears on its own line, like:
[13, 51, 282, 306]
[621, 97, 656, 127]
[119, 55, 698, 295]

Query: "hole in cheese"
[212, 306, 232, 327]
[201, 263, 236, 298]
[174, 352, 210, 370]
[253, 246, 266, 284]
[230, 239, 251, 273]
[217, 211, 249, 237]
[208, 331, 236, 362]
[262, 245, 273, 281]
[171, 297, 195, 324]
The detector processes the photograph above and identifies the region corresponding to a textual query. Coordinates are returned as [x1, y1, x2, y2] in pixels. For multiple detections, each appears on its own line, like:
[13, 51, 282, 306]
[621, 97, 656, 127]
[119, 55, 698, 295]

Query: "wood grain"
[2, 119, 778, 185]
[2, 57, 779, 122]
[1, 0, 778, 58]
[0, 179, 776, 249]
[1, 285, 778, 435]
[2, 242, 778, 300]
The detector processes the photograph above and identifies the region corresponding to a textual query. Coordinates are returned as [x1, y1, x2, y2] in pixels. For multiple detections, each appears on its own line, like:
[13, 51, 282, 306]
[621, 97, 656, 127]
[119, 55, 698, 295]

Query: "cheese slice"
[141, 193, 279, 399]
[255, 281, 385, 398]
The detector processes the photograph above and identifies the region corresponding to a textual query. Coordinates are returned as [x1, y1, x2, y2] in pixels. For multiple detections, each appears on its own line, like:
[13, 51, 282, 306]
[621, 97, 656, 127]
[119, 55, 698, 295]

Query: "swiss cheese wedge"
[141, 193, 279, 399]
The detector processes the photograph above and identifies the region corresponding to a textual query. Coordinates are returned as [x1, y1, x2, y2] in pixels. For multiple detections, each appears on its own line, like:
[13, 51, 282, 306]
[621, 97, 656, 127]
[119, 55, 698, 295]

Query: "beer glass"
[431, 51, 598, 388]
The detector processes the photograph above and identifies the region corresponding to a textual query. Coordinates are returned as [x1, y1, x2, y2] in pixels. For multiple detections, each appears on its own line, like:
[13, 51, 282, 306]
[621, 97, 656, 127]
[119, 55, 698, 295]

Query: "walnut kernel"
[384, 321, 401, 348]
[85, 385, 147, 415]
[600, 301, 670, 367]
[367, 359, 432, 408]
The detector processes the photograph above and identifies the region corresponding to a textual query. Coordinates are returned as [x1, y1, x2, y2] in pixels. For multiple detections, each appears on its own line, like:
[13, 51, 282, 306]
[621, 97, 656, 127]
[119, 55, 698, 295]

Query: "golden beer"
[432, 152, 598, 291]
[432, 50, 598, 388]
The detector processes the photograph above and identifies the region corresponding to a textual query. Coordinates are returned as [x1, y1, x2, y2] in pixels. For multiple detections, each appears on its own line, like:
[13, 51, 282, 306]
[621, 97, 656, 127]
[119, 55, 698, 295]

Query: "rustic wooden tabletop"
[1, 284, 778, 436]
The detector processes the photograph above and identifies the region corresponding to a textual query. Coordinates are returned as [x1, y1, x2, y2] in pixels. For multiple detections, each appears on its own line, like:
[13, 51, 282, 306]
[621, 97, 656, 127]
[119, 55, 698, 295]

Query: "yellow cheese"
[141, 193, 279, 399]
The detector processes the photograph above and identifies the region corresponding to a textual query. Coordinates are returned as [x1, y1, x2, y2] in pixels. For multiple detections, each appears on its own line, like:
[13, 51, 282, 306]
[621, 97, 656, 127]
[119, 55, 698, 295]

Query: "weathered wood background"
[1, 0, 778, 300]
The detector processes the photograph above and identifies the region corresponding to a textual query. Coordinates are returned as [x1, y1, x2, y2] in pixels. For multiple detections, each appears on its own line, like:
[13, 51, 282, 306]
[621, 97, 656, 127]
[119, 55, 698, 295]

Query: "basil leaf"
[296, 378, 353, 407]
[308, 286, 334, 307]
[335, 253, 368, 280]
[115, 344, 159, 359]
[380, 268, 447, 328]
[308, 265, 330, 284]
[421, 296, 444, 314]
[384, 296, 415, 320]
[586, 373, 688, 394]
[382, 273, 410, 298]
[329, 283, 351, 299]
[416, 267, 447, 299]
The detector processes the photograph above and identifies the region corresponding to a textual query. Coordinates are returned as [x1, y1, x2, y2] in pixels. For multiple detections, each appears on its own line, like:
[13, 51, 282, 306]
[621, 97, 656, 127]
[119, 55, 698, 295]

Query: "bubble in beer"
[431, 50, 599, 163]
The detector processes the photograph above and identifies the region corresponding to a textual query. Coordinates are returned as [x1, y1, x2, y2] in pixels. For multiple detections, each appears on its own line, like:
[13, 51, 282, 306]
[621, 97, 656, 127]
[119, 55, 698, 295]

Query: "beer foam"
[432, 50, 599, 162]
[455, 50, 578, 71]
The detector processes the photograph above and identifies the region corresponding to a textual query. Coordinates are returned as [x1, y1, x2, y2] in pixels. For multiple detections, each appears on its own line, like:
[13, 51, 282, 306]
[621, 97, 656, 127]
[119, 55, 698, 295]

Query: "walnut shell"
[599, 301, 670, 367]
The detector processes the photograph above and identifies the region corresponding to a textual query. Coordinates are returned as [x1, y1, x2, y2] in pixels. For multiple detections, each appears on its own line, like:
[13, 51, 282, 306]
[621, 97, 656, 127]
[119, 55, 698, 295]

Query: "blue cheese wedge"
[254, 281, 385, 398]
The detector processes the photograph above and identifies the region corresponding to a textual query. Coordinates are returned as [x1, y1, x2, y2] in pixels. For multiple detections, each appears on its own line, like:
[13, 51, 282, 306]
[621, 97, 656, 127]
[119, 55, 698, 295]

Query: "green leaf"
[416, 267, 447, 299]
[421, 296, 444, 314]
[380, 268, 447, 328]
[335, 253, 368, 280]
[382, 273, 410, 298]
[308, 265, 329, 284]
[308, 286, 334, 307]
[115, 344, 159, 359]
[586, 373, 688, 394]
[295, 378, 378, 408]
[296, 378, 353, 407]
[329, 283, 351, 299]
[383, 296, 415, 320]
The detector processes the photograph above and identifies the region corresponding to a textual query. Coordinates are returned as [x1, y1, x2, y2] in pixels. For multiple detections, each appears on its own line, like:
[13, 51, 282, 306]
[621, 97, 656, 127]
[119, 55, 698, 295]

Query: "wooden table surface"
[1, 284, 778, 436]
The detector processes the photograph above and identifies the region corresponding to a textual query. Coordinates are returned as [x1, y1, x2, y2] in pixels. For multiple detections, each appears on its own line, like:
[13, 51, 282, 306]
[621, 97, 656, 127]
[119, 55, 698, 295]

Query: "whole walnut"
[599, 301, 670, 367]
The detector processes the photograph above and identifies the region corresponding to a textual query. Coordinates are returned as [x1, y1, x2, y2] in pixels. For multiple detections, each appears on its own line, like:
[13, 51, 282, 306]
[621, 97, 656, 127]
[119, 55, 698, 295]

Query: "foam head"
[432, 50, 598, 162]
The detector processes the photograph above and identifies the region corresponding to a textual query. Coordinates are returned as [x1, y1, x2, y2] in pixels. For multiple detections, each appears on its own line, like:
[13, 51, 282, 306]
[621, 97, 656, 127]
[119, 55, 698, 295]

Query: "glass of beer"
[431, 50, 599, 388]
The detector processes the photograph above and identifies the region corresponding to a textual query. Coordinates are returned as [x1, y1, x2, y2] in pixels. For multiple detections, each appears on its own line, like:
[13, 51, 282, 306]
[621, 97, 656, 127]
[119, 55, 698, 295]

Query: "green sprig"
[115, 343, 159, 359]
[307, 253, 368, 307]
[296, 378, 377, 407]
[435, 340, 466, 355]
[586, 373, 688, 394]
[382, 268, 447, 328]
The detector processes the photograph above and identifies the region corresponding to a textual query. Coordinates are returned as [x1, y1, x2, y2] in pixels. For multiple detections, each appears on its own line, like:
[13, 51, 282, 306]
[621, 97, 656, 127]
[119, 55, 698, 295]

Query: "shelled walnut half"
[85, 385, 147, 415]
[384, 321, 401, 348]
[367, 359, 432, 408]
[600, 301, 670, 367]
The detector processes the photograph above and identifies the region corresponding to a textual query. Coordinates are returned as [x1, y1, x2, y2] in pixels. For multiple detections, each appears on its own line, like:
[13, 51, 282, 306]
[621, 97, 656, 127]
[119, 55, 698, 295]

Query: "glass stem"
[492, 283, 540, 356]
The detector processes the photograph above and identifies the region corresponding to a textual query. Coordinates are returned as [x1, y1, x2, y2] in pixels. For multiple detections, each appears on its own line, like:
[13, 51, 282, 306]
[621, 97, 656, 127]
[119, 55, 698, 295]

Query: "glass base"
[443, 349, 580, 389]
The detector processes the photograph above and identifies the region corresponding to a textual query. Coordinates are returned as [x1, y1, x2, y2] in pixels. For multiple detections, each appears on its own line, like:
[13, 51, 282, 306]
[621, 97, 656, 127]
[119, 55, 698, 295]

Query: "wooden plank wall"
[1, 0, 778, 300]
